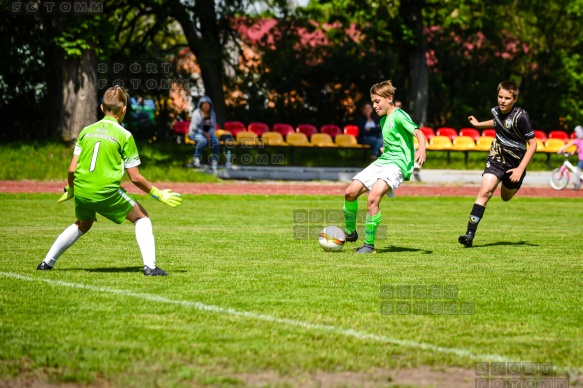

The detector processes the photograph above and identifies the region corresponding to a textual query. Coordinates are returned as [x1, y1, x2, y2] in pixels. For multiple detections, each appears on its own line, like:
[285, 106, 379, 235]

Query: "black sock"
[466, 204, 485, 235]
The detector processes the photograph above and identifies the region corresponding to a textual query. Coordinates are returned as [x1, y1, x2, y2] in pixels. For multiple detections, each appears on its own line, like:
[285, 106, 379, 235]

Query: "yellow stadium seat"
[184, 133, 195, 145]
[530, 138, 545, 152]
[310, 133, 338, 147]
[215, 129, 232, 139]
[452, 136, 476, 151]
[260, 131, 288, 146]
[286, 132, 312, 147]
[427, 135, 453, 151]
[186, 129, 232, 146]
[236, 131, 258, 147]
[335, 134, 368, 148]
[543, 139, 566, 153]
[214, 129, 234, 146]
[475, 136, 494, 151]
[414, 136, 419, 150]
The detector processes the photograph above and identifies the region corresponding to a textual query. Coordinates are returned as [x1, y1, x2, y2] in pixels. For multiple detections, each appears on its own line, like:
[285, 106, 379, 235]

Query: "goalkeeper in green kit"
[37, 86, 182, 276]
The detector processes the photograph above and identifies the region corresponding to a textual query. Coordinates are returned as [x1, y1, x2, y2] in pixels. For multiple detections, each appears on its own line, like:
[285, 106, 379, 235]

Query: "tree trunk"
[57, 49, 98, 143]
[198, 56, 227, 128]
[408, 45, 428, 126]
[402, 0, 428, 126]
[168, 0, 227, 127]
[43, 14, 64, 140]
[45, 48, 63, 140]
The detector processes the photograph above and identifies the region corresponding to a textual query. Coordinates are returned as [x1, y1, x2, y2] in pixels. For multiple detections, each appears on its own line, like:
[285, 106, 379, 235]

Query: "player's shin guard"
[467, 203, 485, 235]
[364, 211, 382, 246]
[135, 217, 156, 269]
[343, 199, 358, 234]
[44, 223, 84, 267]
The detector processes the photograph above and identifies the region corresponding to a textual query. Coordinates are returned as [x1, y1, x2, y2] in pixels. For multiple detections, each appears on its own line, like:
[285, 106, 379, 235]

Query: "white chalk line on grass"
[0, 271, 557, 368]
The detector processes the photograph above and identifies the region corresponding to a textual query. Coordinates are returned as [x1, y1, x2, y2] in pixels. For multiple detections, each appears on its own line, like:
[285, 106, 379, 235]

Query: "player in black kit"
[459, 81, 538, 247]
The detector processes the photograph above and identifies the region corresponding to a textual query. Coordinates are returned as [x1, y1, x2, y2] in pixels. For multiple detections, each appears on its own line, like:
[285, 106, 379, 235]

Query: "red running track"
[1, 180, 582, 197]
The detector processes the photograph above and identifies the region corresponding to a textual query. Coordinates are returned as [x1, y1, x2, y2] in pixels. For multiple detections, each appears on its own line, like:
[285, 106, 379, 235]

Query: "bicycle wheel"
[549, 168, 569, 190]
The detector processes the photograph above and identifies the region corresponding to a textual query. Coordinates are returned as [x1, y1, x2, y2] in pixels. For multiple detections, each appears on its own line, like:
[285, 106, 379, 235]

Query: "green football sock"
[343, 199, 358, 234]
[364, 211, 382, 245]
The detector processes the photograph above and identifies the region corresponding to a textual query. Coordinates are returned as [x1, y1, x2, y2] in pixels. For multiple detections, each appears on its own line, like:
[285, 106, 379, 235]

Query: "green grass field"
[0, 141, 573, 181]
[1, 193, 582, 387]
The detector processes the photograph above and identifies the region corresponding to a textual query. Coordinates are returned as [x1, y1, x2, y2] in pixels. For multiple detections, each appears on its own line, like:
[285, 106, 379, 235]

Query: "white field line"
[0, 271, 572, 373]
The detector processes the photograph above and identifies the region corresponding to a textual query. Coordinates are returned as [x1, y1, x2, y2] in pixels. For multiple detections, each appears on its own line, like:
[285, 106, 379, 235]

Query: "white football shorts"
[352, 163, 404, 198]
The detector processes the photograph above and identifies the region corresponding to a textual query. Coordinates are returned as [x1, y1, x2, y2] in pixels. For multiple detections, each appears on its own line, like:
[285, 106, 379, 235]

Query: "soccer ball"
[318, 226, 346, 252]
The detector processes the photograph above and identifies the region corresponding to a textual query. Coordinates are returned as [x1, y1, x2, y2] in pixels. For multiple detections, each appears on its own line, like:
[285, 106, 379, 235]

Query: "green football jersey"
[73, 116, 141, 199]
[374, 108, 419, 180]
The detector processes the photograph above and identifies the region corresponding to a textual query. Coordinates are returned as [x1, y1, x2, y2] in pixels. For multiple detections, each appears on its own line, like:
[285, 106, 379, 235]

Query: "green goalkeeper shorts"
[75, 188, 137, 224]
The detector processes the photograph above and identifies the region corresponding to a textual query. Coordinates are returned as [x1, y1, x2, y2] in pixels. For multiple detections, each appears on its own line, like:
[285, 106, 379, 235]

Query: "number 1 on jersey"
[90, 142, 101, 172]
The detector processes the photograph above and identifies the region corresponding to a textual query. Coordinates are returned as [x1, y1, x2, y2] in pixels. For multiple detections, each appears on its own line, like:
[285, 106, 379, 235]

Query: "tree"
[0, 3, 48, 140]
[4, 0, 583, 143]
[103, 0, 190, 139]
[167, 0, 228, 127]
[423, 0, 583, 129]
[292, 0, 428, 123]
[508, 0, 583, 128]
[397, 0, 429, 125]
[43, 2, 110, 143]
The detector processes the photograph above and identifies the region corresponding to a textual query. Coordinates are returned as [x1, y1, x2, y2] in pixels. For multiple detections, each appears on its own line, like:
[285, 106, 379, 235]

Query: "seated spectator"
[188, 95, 220, 170]
[356, 102, 383, 158]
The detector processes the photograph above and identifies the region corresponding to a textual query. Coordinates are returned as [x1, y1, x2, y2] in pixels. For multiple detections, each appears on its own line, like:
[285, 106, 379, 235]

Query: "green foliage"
[226, 1, 404, 126]
[103, 0, 189, 133]
[228, 0, 583, 131]
[0, 5, 49, 140]
[4, 0, 583, 140]
[0, 141, 219, 182]
[422, 0, 583, 129]
[53, 14, 114, 59]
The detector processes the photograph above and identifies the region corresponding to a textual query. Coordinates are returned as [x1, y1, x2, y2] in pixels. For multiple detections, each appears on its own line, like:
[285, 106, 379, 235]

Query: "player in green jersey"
[343, 80, 427, 254]
[37, 86, 182, 276]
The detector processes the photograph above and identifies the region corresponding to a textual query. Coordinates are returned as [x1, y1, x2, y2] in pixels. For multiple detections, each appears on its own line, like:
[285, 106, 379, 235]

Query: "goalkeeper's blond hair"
[102, 86, 129, 115]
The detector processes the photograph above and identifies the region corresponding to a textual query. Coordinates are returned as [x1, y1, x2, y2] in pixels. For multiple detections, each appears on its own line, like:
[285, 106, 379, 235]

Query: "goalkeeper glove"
[149, 186, 182, 208]
[57, 185, 74, 203]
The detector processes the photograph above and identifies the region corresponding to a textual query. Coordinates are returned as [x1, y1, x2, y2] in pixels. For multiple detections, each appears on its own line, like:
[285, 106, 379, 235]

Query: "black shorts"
[483, 157, 526, 190]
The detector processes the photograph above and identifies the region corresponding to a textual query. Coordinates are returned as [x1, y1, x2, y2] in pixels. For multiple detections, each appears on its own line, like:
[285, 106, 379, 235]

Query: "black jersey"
[491, 106, 534, 151]
[488, 106, 534, 168]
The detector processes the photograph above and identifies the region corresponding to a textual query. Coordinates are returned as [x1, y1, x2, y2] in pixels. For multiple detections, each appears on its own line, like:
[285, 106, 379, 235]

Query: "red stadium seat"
[482, 129, 496, 137]
[296, 124, 318, 139]
[436, 127, 458, 140]
[343, 125, 359, 137]
[173, 121, 190, 134]
[320, 124, 343, 138]
[533, 130, 547, 142]
[247, 122, 270, 136]
[459, 128, 481, 141]
[272, 123, 295, 137]
[548, 130, 569, 143]
[571, 131, 577, 139]
[224, 121, 246, 136]
[419, 126, 435, 140]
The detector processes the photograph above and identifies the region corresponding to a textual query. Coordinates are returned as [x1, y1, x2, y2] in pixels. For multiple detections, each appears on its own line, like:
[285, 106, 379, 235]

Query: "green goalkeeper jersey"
[73, 116, 141, 199]
[374, 108, 419, 181]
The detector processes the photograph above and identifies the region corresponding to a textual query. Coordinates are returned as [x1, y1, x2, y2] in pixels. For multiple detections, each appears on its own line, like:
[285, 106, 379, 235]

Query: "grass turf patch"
[0, 141, 219, 182]
[0, 194, 582, 386]
[0, 141, 573, 182]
